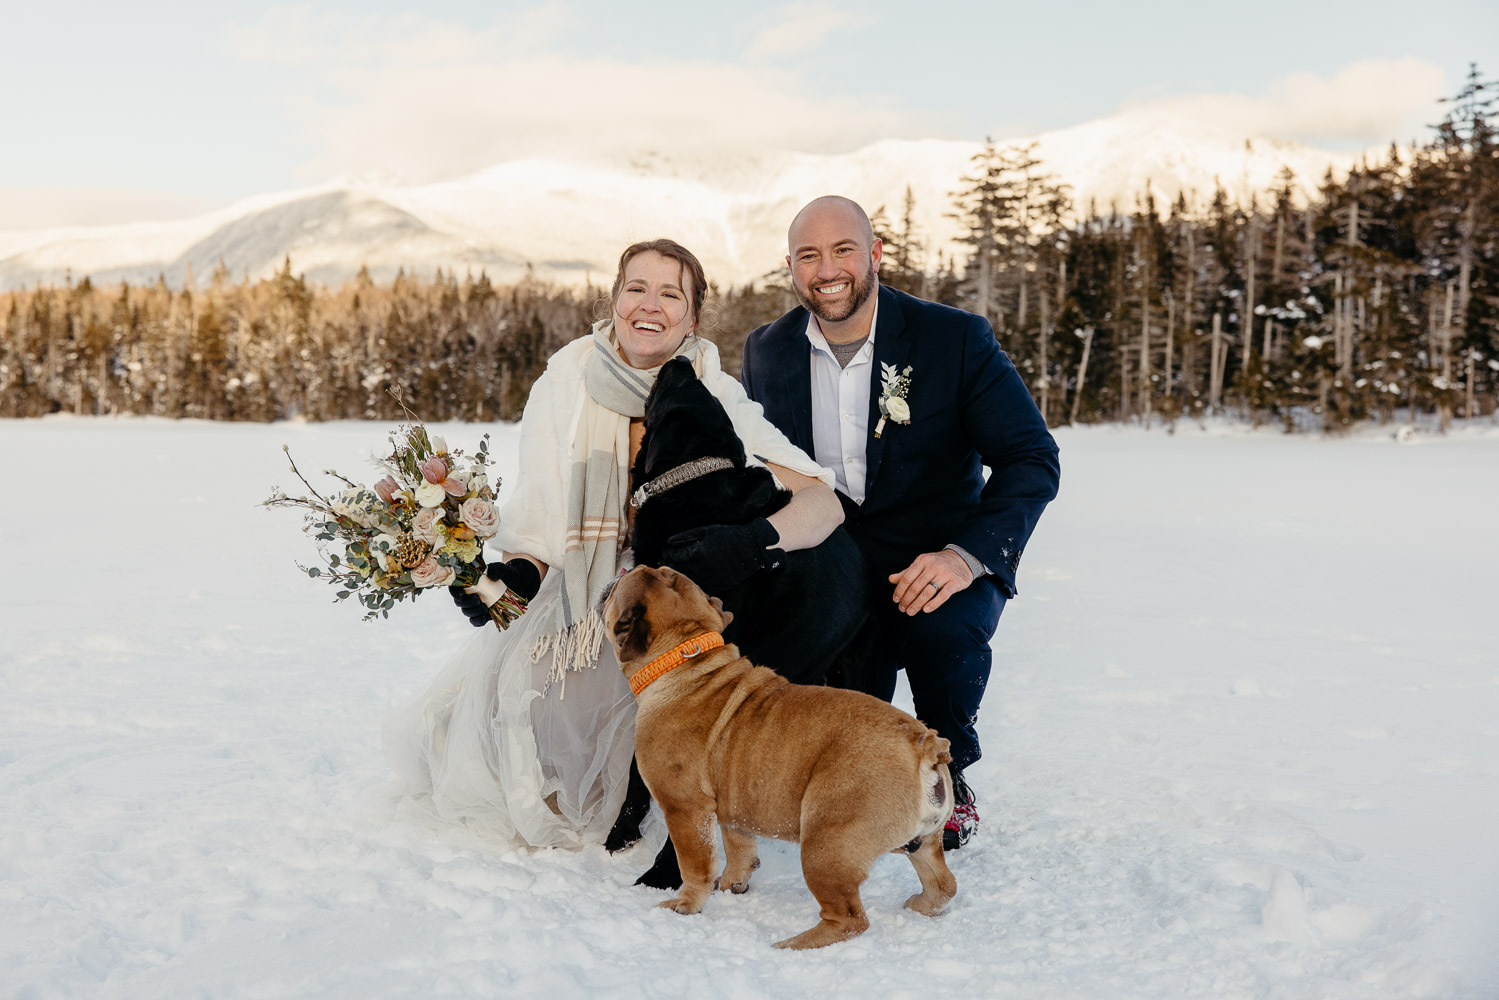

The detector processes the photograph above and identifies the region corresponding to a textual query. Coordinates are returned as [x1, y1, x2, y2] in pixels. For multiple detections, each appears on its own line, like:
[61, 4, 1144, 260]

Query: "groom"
[740, 196, 1060, 849]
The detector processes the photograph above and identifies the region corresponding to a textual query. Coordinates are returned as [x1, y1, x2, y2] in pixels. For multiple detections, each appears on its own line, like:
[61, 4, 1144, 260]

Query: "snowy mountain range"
[0, 110, 1364, 292]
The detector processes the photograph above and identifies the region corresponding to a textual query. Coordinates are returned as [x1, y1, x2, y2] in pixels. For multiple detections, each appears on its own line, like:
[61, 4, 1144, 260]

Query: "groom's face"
[787, 204, 881, 328]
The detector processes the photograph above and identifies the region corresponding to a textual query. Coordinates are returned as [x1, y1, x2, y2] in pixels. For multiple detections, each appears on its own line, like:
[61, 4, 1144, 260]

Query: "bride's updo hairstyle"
[608, 238, 708, 329]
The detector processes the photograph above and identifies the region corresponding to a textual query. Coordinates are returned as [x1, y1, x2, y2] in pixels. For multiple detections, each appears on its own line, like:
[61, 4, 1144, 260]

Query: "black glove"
[449, 558, 542, 627]
[659, 518, 783, 597]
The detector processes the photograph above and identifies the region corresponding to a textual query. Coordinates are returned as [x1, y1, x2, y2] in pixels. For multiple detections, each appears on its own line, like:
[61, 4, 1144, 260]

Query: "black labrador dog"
[607, 357, 867, 885]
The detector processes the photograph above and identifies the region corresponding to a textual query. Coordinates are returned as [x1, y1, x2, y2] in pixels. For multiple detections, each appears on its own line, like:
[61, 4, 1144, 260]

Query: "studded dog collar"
[629, 457, 735, 508]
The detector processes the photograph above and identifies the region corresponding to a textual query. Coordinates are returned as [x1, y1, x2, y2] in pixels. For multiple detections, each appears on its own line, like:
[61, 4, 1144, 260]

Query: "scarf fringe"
[530, 607, 608, 686]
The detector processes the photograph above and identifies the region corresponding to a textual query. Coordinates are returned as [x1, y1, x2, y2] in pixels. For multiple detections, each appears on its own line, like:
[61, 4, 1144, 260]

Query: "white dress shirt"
[803, 301, 877, 503]
[802, 302, 991, 581]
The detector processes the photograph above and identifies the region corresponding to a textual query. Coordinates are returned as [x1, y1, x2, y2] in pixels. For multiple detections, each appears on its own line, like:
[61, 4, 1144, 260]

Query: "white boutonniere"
[874, 362, 913, 438]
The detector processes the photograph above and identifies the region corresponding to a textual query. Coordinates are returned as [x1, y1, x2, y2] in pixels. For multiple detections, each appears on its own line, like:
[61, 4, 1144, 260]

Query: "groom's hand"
[890, 548, 973, 616]
[660, 518, 783, 597]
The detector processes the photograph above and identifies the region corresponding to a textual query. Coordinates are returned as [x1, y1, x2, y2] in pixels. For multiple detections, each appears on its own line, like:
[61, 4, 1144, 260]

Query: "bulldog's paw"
[721, 856, 760, 894]
[903, 890, 951, 917]
[657, 896, 704, 915]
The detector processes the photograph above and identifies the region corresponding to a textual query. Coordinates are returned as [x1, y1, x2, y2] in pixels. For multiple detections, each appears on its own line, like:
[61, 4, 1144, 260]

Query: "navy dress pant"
[844, 577, 1005, 774]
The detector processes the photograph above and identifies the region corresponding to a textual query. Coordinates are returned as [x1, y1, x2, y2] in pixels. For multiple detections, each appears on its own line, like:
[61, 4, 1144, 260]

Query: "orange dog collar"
[628, 631, 724, 696]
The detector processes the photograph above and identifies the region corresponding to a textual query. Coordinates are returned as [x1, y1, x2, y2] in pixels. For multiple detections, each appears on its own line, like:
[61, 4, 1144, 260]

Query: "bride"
[384, 239, 845, 850]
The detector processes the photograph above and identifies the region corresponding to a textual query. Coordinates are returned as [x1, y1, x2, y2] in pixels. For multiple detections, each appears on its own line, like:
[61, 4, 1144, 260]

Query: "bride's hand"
[449, 558, 542, 627]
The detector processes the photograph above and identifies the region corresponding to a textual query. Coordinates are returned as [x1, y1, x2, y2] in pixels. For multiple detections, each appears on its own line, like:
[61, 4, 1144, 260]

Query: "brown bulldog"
[604, 564, 958, 949]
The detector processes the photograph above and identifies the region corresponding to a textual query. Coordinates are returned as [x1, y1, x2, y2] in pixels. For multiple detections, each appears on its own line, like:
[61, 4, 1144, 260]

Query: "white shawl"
[494, 327, 832, 681]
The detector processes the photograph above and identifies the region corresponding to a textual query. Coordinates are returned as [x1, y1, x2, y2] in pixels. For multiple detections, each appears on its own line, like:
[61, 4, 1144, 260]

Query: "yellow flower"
[442, 536, 480, 563]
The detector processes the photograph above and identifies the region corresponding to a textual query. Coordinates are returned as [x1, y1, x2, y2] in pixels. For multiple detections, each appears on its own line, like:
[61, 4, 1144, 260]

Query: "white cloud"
[742, 4, 863, 62]
[231, 3, 573, 66]
[0, 189, 219, 231]
[229, 5, 916, 186]
[230, 10, 1449, 195]
[1118, 59, 1447, 148]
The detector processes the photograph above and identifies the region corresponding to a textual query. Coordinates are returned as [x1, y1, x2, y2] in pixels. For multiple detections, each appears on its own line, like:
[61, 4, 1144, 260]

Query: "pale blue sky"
[2, 0, 1494, 227]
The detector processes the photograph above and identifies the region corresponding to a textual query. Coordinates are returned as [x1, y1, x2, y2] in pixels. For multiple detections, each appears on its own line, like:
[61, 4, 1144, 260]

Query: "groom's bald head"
[788, 196, 874, 251]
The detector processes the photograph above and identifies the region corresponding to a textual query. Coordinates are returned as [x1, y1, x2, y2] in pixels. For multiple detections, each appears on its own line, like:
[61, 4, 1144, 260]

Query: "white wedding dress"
[383, 570, 638, 848]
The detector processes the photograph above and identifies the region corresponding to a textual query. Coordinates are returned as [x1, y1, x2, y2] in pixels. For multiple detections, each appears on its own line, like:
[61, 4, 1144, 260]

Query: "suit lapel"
[863, 286, 912, 499]
[775, 310, 816, 457]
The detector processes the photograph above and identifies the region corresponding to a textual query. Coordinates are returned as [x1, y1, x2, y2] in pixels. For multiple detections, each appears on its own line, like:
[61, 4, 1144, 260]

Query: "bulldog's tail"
[916, 729, 954, 835]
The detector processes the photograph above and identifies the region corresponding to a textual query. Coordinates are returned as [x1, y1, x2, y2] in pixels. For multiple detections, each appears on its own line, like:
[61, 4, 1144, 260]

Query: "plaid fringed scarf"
[530, 321, 706, 680]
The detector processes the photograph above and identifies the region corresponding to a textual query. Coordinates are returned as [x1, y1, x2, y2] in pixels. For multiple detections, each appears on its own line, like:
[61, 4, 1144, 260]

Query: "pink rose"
[459, 497, 500, 538]
[412, 506, 446, 546]
[409, 555, 455, 589]
[373, 476, 400, 505]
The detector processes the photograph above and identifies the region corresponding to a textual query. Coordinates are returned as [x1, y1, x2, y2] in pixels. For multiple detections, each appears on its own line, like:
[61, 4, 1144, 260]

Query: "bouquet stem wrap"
[469, 574, 531, 631]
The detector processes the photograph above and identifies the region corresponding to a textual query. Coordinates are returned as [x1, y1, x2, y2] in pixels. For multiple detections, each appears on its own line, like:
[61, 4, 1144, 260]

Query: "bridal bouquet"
[264, 405, 527, 629]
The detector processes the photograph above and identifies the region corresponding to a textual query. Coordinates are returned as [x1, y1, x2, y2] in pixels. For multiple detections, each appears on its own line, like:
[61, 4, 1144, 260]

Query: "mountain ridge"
[0, 110, 1366, 291]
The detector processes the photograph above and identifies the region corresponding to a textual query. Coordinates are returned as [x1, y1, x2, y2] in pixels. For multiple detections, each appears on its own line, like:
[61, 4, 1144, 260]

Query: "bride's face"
[613, 251, 696, 370]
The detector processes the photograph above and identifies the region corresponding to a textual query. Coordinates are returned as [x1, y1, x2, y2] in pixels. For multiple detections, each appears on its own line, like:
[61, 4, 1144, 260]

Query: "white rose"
[414, 480, 448, 508]
[329, 489, 360, 521]
[409, 555, 456, 589]
[460, 497, 500, 538]
[469, 471, 489, 494]
[332, 488, 385, 528]
[885, 396, 911, 423]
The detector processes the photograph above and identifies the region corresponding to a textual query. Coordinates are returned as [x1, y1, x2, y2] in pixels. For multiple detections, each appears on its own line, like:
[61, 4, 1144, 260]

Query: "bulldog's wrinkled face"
[604, 565, 732, 668]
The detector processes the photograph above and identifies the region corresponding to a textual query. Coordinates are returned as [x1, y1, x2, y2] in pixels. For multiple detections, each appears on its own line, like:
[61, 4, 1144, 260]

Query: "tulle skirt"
[383, 571, 637, 849]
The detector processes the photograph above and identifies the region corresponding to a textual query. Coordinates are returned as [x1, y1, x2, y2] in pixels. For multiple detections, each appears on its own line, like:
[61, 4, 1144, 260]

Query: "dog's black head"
[629, 357, 788, 567]
[637, 358, 748, 474]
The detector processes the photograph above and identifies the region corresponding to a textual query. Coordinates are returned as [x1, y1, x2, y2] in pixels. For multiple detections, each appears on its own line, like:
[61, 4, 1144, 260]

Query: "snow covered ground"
[3, 414, 1496, 999]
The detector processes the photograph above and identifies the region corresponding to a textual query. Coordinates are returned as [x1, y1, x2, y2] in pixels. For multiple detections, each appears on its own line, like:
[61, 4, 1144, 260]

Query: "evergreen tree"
[948, 139, 1013, 327]
[1422, 62, 1499, 422]
[5, 101, 1498, 430]
[872, 186, 927, 296]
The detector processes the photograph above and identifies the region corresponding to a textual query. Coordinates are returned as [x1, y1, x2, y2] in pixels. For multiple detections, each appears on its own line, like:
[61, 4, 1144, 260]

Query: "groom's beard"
[795, 260, 878, 325]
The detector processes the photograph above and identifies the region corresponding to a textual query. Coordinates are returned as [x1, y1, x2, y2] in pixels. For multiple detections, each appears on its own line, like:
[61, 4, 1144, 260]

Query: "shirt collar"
[802, 298, 879, 360]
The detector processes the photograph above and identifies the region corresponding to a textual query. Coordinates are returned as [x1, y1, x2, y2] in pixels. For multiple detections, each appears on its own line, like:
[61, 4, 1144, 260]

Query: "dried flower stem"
[281, 445, 332, 505]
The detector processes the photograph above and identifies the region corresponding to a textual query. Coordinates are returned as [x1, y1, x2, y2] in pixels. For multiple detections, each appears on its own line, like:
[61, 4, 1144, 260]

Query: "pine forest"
[3, 67, 1494, 432]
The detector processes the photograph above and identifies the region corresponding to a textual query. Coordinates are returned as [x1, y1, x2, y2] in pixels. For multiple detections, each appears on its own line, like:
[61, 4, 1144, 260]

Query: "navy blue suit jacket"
[741, 285, 1060, 597]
